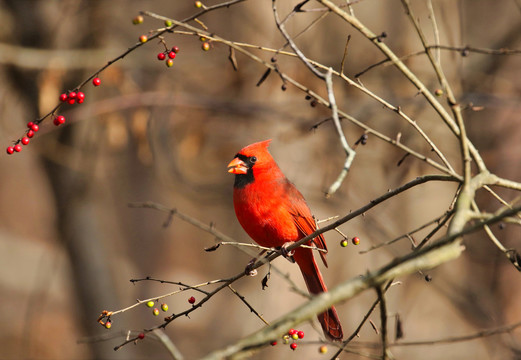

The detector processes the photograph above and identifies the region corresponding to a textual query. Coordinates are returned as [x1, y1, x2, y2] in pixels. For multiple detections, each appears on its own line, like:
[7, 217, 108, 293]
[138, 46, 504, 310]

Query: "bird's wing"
[284, 180, 329, 267]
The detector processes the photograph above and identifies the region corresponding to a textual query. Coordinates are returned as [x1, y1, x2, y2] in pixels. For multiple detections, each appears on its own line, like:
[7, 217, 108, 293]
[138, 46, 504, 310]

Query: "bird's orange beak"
[227, 157, 248, 175]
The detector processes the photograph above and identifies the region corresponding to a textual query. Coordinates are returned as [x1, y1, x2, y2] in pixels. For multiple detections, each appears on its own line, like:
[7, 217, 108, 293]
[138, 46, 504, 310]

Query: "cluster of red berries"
[59, 90, 85, 105]
[6, 77, 102, 155]
[6, 121, 39, 154]
[340, 236, 361, 247]
[157, 46, 180, 68]
[271, 328, 305, 351]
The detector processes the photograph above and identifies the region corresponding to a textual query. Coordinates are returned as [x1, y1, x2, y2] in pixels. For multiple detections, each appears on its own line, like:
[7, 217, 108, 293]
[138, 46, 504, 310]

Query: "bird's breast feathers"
[233, 183, 300, 247]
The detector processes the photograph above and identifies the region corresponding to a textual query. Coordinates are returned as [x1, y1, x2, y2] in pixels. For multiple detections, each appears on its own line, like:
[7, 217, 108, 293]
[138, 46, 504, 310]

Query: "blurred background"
[0, 0, 520, 359]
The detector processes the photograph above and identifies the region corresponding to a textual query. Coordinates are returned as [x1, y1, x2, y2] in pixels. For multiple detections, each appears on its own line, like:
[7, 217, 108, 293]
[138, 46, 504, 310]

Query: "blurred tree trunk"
[4, 1, 130, 358]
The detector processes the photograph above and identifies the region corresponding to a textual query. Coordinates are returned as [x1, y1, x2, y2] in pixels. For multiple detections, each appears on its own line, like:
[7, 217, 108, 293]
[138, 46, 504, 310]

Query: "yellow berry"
[146, 301, 154, 308]
[139, 35, 148, 43]
[195, 1, 203, 8]
[319, 345, 328, 354]
[133, 15, 144, 25]
[202, 42, 210, 51]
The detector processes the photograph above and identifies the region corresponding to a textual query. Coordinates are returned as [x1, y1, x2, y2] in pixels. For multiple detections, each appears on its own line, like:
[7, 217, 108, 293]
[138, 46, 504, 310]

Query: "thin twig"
[360, 210, 453, 254]
[325, 68, 356, 196]
[272, 0, 325, 79]
[228, 285, 270, 325]
[356, 44, 521, 77]
[330, 281, 394, 359]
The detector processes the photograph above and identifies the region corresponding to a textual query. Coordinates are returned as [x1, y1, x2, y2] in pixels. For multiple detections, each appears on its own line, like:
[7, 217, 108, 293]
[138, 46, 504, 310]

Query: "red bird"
[227, 139, 343, 341]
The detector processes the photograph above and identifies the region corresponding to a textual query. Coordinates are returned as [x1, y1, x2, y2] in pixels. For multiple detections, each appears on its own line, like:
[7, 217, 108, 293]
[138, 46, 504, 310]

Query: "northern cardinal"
[227, 139, 343, 341]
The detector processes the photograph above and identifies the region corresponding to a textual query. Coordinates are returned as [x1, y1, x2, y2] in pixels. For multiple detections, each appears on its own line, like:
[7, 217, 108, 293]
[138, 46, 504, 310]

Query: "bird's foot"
[280, 242, 295, 262]
[244, 258, 258, 276]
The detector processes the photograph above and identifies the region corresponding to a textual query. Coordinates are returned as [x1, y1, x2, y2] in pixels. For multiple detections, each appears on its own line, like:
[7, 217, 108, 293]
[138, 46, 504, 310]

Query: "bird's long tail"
[294, 249, 343, 341]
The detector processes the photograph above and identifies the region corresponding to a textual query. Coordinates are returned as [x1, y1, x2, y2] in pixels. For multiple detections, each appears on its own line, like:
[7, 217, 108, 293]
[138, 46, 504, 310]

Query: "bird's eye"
[250, 156, 257, 163]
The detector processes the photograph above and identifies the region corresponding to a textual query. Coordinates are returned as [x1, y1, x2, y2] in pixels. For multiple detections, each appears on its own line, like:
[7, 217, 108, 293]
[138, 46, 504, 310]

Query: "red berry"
[67, 98, 75, 105]
[14, 144, 22, 152]
[188, 296, 196, 304]
[77, 99, 84, 104]
[68, 91, 77, 99]
[288, 329, 296, 336]
[54, 115, 66, 126]
[168, 51, 176, 59]
[27, 130, 34, 138]
[201, 42, 210, 51]
[21, 137, 29, 145]
[6, 146, 14, 155]
[352, 236, 360, 245]
[76, 92, 85, 101]
[27, 121, 34, 129]
[297, 330, 304, 339]
[138, 333, 145, 339]
[92, 77, 101, 86]
[157, 52, 166, 61]
[59, 93, 68, 102]
[290, 343, 297, 350]
[171, 46, 179, 53]
[270, 341, 277, 346]
[31, 124, 39, 132]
